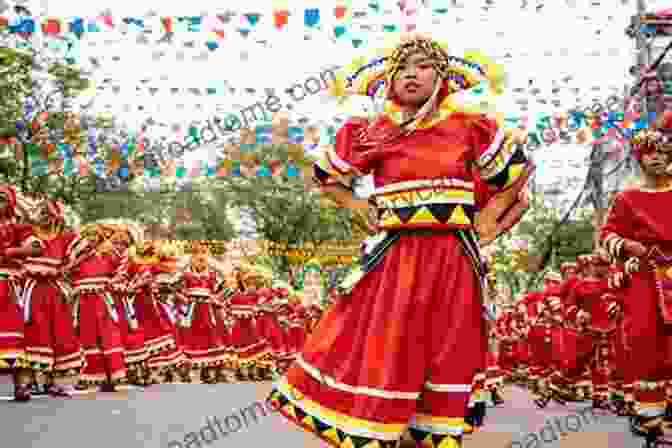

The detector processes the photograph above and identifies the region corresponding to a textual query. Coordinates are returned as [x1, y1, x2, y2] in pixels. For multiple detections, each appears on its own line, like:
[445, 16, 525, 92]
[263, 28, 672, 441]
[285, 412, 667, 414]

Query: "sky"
[11, 0, 670, 190]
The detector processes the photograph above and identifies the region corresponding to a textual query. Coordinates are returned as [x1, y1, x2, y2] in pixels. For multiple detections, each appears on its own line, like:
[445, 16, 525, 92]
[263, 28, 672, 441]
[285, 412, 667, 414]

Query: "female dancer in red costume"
[0, 185, 38, 400]
[174, 241, 228, 383]
[267, 34, 531, 448]
[229, 267, 271, 381]
[599, 112, 672, 439]
[130, 241, 183, 384]
[110, 225, 148, 386]
[256, 286, 290, 373]
[21, 199, 83, 396]
[69, 221, 136, 390]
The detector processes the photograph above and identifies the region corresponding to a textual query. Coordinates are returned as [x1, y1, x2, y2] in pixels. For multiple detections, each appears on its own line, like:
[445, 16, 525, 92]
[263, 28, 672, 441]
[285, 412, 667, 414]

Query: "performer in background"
[22, 199, 83, 397]
[599, 111, 672, 440]
[70, 221, 136, 391]
[268, 34, 531, 448]
[0, 186, 40, 401]
[174, 241, 227, 384]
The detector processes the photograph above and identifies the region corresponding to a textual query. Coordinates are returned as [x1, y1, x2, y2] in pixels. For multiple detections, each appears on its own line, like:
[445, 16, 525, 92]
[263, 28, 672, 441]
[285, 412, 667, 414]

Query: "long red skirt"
[134, 291, 182, 371]
[624, 269, 672, 414]
[23, 280, 83, 375]
[113, 295, 147, 366]
[77, 292, 126, 384]
[0, 278, 28, 369]
[213, 310, 235, 366]
[561, 328, 593, 383]
[268, 232, 486, 444]
[147, 299, 184, 371]
[527, 326, 552, 377]
[231, 317, 269, 366]
[257, 312, 288, 358]
[497, 342, 516, 376]
[180, 303, 227, 368]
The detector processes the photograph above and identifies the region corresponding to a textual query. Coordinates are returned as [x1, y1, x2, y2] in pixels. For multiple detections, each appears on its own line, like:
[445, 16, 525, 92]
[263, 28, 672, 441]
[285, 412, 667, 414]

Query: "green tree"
[487, 192, 594, 297]
[210, 144, 365, 278]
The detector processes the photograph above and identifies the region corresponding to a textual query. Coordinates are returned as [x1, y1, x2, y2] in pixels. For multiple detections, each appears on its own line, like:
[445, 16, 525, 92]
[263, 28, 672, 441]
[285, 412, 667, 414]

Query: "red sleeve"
[313, 117, 376, 187]
[469, 115, 534, 242]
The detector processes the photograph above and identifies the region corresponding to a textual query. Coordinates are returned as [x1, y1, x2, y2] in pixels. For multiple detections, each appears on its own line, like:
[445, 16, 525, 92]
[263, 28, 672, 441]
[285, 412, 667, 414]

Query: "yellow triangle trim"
[504, 163, 525, 187]
[450, 205, 471, 225]
[408, 206, 436, 224]
[322, 428, 342, 445]
[0, 360, 9, 369]
[380, 210, 402, 226]
[341, 438, 356, 448]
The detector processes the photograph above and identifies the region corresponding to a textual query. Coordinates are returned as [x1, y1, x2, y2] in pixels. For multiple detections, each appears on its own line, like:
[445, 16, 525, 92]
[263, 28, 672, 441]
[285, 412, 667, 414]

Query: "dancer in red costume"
[229, 266, 271, 381]
[22, 199, 83, 397]
[520, 288, 546, 393]
[146, 242, 184, 383]
[130, 241, 182, 384]
[267, 34, 531, 448]
[285, 296, 309, 356]
[546, 261, 584, 403]
[109, 226, 148, 387]
[573, 250, 617, 411]
[174, 241, 227, 383]
[214, 272, 238, 382]
[494, 307, 516, 383]
[599, 112, 672, 438]
[530, 272, 563, 407]
[69, 221, 137, 390]
[511, 298, 530, 383]
[256, 287, 290, 372]
[0, 185, 39, 400]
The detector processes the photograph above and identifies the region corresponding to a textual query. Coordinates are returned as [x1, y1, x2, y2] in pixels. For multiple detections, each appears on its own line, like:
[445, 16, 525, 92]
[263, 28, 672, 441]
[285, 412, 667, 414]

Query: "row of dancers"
[0, 186, 323, 400]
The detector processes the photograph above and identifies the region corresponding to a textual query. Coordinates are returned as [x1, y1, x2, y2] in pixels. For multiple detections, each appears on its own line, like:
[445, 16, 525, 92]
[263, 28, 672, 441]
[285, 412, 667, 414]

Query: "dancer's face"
[392, 52, 438, 108]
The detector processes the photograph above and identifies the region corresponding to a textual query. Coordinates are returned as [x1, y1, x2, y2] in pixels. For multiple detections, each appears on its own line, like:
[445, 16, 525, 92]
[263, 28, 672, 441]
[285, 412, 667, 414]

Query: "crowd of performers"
[0, 191, 323, 401]
[485, 111, 672, 444]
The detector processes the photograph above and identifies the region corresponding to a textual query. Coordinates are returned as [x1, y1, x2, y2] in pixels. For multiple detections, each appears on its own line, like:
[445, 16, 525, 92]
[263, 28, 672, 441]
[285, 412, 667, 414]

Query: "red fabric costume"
[521, 291, 547, 381]
[229, 289, 269, 366]
[285, 303, 308, 355]
[268, 108, 532, 443]
[131, 258, 182, 373]
[494, 310, 516, 377]
[23, 229, 83, 376]
[175, 267, 227, 368]
[0, 186, 34, 370]
[69, 242, 128, 385]
[600, 187, 672, 415]
[255, 288, 289, 361]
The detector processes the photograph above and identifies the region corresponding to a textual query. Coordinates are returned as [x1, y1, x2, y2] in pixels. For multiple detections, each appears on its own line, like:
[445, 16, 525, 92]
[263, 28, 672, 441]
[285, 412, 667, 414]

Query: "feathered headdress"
[327, 33, 505, 105]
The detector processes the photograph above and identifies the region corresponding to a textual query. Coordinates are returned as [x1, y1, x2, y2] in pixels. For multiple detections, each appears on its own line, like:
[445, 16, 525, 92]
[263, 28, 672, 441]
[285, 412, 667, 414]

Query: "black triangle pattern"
[427, 203, 457, 224]
[407, 427, 429, 442]
[293, 405, 307, 422]
[432, 434, 447, 446]
[336, 428, 348, 442]
[313, 417, 332, 434]
[393, 206, 418, 223]
[462, 204, 476, 223]
[348, 434, 379, 448]
[488, 165, 512, 190]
